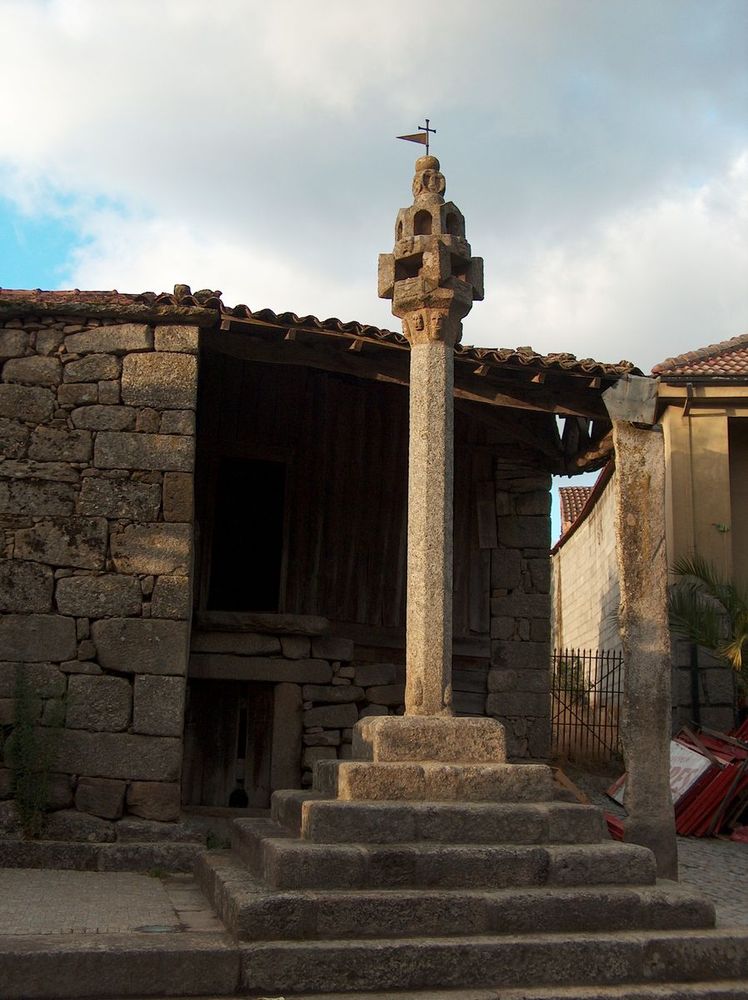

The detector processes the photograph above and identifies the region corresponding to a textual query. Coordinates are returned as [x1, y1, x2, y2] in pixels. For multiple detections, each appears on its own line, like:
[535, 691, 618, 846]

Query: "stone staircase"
[195, 717, 748, 997]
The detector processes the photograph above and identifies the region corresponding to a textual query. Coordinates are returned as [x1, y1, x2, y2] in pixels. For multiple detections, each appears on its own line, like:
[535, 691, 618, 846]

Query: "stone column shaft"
[612, 419, 678, 879]
[405, 340, 454, 716]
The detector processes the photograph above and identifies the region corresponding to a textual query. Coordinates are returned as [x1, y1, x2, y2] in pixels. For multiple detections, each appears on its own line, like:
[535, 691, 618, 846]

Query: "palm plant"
[668, 554, 748, 674]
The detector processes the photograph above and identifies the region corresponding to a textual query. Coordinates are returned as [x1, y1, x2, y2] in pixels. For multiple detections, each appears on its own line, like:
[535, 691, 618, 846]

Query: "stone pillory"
[378, 155, 483, 719]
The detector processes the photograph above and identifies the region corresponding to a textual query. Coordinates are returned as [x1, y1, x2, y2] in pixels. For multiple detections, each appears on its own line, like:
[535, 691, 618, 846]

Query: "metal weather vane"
[397, 118, 436, 155]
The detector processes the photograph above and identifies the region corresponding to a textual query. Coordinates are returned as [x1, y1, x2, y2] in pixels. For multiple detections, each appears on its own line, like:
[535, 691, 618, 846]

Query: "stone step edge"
[231, 821, 657, 890]
[199, 849, 707, 908]
[235, 984, 748, 1000]
[196, 851, 715, 940]
[239, 929, 748, 993]
[0, 838, 203, 873]
[270, 791, 607, 844]
[0, 931, 240, 1000]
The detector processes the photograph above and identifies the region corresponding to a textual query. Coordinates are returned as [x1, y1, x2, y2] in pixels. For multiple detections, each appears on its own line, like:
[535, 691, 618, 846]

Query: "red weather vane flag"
[397, 118, 436, 155]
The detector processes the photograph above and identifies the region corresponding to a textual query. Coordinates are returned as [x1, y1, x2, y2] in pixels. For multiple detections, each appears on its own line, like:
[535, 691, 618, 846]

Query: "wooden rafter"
[211, 321, 610, 420]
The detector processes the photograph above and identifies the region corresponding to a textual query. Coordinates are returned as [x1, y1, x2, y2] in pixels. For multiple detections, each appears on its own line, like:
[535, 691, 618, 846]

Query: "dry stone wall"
[0, 313, 197, 829]
[671, 639, 737, 733]
[487, 460, 552, 760]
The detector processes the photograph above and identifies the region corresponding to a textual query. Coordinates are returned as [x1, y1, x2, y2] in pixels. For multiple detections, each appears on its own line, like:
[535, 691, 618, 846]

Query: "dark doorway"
[207, 457, 286, 611]
[182, 680, 275, 808]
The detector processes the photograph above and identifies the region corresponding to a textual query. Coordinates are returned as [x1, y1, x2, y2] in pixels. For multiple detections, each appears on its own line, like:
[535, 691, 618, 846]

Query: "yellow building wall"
[729, 418, 748, 589]
[661, 403, 733, 578]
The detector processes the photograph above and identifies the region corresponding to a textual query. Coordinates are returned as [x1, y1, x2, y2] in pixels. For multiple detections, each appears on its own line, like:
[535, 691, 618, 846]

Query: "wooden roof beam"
[206, 329, 606, 419]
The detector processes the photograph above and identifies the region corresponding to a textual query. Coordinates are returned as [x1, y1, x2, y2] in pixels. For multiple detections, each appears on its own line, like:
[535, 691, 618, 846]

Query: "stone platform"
[193, 716, 748, 997]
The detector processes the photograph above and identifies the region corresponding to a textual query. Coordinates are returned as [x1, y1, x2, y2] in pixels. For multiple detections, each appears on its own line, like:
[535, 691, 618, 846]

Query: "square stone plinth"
[315, 759, 552, 803]
[352, 715, 506, 764]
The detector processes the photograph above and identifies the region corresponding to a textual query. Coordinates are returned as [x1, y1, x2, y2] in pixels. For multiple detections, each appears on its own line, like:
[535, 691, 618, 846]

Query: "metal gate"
[551, 648, 623, 762]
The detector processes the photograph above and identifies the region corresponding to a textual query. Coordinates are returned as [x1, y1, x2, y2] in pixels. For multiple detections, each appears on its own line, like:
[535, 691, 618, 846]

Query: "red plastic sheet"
[605, 720, 748, 839]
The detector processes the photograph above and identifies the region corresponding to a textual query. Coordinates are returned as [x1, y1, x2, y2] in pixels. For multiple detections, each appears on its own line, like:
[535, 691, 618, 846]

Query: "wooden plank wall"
[195, 350, 495, 638]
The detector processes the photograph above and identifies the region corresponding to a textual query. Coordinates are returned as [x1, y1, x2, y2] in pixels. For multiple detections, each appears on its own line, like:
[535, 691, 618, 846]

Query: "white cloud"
[1, 0, 746, 371]
[64, 210, 392, 329]
[474, 152, 748, 370]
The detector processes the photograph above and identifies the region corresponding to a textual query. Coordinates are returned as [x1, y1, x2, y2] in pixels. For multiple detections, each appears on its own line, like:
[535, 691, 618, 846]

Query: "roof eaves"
[652, 333, 748, 376]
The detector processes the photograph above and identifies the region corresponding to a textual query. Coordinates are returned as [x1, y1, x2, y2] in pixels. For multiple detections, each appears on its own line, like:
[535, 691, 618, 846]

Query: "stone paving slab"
[0, 869, 223, 935]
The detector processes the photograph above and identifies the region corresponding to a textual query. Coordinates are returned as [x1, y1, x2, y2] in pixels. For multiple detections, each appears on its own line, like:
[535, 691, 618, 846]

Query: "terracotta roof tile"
[0, 287, 641, 381]
[559, 487, 594, 534]
[653, 333, 748, 377]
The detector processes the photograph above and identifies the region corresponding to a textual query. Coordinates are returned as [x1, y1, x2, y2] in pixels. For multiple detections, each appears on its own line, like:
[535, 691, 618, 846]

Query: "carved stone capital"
[401, 308, 462, 347]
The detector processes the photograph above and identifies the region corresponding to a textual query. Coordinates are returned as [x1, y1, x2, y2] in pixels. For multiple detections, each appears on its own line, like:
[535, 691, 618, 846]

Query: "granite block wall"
[0, 314, 198, 828]
[671, 638, 737, 733]
[487, 460, 552, 760]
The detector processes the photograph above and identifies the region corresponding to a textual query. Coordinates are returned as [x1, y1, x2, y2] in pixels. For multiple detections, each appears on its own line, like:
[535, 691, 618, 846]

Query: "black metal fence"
[551, 648, 624, 763]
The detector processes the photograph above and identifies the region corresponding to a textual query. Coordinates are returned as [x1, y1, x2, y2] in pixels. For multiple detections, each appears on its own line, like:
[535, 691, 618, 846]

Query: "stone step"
[197, 851, 714, 942]
[271, 790, 607, 844]
[231, 818, 657, 890]
[313, 760, 554, 802]
[0, 837, 202, 873]
[239, 929, 748, 995]
[252, 985, 748, 1000]
[0, 931, 239, 999]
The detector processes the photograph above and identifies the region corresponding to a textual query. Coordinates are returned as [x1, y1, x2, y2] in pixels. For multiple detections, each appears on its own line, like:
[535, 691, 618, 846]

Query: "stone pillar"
[612, 418, 678, 879]
[379, 155, 483, 720]
[405, 335, 454, 714]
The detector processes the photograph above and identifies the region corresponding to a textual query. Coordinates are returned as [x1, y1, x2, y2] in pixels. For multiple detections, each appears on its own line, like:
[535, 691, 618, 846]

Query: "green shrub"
[6, 665, 62, 839]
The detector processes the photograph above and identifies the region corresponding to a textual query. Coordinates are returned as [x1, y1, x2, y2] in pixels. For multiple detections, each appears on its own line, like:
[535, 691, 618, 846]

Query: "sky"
[1, 0, 746, 535]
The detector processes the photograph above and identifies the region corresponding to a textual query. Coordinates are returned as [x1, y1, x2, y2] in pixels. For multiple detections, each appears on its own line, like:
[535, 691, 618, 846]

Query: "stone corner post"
[604, 375, 678, 879]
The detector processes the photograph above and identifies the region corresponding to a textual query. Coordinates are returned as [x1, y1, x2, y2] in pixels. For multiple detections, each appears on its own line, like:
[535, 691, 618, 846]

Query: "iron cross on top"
[397, 118, 437, 155]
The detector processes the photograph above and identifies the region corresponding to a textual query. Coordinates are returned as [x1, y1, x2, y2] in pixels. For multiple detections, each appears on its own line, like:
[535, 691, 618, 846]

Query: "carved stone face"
[412, 168, 446, 200]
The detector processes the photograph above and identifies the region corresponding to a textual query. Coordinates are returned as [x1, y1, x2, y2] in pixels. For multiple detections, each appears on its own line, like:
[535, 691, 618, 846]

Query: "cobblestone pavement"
[677, 835, 748, 926]
[0, 870, 223, 935]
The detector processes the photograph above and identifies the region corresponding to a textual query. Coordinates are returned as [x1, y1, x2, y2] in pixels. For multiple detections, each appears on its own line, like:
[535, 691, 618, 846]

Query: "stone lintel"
[352, 715, 506, 764]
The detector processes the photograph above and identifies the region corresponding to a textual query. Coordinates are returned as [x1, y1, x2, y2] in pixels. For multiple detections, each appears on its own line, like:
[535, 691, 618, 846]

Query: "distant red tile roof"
[552, 462, 615, 552]
[559, 487, 594, 534]
[0, 286, 641, 381]
[653, 333, 748, 378]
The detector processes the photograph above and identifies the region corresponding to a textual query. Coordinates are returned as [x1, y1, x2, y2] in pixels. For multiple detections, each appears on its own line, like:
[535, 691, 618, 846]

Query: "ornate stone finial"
[378, 158, 483, 347]
[412, 155, 446, 204]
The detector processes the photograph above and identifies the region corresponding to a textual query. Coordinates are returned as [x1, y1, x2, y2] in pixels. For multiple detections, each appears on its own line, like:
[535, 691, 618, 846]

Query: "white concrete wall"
[551, 472, 622, 656]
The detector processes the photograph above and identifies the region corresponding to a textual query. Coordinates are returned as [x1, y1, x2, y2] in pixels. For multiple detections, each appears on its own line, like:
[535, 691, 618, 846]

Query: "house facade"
[0, 286, 633, 829]
[551, 333, 748, 732]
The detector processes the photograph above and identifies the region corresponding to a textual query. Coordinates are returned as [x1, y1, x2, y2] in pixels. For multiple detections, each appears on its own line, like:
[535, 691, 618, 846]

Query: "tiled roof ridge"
[0, 286, 640, 378]
[653, 332, 748, 375]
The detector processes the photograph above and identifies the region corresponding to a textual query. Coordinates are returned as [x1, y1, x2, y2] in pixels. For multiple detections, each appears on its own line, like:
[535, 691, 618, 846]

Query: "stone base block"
[352, 715, 506, 764]
[270, 790, 604, 845]
[0, 838, 203, 873]
[239, 929, 748, 995]
[237, 987, 748, 1000]
[0, 932, 238, 1000]
[314, 759, 553, 802]
[231, 816, 656, 891]
[197, 850, 713, 943]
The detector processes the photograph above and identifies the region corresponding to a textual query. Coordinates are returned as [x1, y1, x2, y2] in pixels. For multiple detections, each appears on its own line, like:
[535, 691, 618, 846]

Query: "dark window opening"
[451, 253, 470, 281]
[446, 211, 462, 236]
[395, 253, 423, 281]
[208, 457, 286, 611]
[396, 220, 403, 240]
[414, 209, 432, 236]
